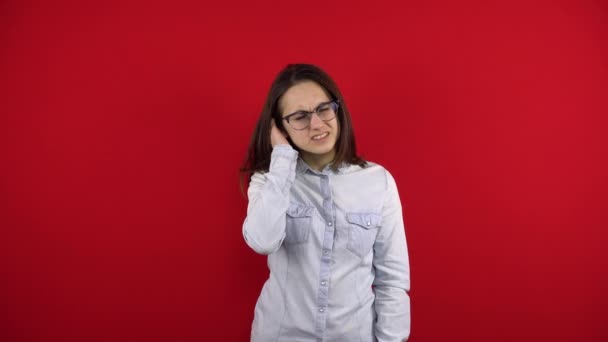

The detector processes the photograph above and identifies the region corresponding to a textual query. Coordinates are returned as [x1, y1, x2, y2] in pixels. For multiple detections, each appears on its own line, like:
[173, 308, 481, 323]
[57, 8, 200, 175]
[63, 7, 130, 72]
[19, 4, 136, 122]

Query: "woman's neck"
[300, 149, 336, 172]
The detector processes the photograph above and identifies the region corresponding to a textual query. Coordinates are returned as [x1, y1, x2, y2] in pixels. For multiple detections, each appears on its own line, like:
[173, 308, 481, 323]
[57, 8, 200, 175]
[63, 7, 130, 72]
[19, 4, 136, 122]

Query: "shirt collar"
[296, 156, 350, 176]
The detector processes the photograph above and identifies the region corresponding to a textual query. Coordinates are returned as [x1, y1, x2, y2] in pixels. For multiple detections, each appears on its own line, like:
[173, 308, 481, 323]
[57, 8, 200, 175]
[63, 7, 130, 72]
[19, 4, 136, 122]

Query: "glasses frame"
[281, 100, 340, 131]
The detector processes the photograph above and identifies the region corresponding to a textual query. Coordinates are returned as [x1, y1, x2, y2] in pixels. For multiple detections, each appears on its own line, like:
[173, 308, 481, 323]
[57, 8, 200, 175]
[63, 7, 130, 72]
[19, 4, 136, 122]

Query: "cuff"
[271, 144, 298, 161]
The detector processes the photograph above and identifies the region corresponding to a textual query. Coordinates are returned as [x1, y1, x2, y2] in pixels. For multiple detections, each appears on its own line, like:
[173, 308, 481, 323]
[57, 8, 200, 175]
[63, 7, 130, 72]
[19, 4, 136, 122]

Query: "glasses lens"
[289, 112, 310, 130]
[316, 101, 337, 121]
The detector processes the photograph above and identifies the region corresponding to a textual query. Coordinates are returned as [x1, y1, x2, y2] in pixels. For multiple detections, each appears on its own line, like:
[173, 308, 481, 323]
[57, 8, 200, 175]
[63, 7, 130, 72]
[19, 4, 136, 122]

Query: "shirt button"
[319, 308, 324, 312]
[367, 221, 371, 226]
[321, 281, 326, 286]
[328, 222, 332, 226]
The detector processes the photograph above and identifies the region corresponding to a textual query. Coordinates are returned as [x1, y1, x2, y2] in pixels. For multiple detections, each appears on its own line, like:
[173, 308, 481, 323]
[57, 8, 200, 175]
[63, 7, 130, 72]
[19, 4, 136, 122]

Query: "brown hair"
[239, 63, 367, 194]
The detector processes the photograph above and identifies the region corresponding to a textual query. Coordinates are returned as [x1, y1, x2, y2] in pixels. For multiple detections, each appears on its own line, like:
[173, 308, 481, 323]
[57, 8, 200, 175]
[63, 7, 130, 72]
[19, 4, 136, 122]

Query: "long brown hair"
[239, 63, 367, 194]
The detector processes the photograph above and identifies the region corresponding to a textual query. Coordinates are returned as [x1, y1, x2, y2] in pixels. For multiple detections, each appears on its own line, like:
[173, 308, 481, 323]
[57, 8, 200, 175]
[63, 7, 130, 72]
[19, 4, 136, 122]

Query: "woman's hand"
[270, 119, 290, 148]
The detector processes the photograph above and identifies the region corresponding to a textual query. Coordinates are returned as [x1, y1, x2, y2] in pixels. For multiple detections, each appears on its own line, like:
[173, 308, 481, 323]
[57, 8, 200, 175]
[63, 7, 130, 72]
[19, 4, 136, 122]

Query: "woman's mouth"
[311, 132, 329, 141]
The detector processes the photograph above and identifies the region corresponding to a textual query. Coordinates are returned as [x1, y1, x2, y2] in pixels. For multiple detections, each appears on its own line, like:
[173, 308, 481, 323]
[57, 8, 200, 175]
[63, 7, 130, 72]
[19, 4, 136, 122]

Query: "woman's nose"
[309, 112, 324, 128]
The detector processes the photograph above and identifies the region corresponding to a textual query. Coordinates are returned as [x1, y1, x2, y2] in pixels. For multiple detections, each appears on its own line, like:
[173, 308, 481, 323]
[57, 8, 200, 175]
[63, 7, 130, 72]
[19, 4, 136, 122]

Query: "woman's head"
[241, 64, 366, 183]
[278, 80, 340, 165]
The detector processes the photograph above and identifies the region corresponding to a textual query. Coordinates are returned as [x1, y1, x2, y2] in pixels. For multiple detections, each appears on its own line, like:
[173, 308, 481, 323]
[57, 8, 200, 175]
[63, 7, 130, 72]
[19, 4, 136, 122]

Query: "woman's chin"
[302, 143, 335, 156]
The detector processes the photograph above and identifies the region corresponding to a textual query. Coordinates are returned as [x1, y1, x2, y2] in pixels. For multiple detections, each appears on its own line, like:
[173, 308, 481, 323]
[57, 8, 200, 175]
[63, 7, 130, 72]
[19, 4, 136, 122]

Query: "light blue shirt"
[243, 144, 411, 342]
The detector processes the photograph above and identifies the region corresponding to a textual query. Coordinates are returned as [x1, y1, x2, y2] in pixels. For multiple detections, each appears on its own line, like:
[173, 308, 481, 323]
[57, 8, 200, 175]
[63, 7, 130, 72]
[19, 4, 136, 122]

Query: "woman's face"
[278, 81, 340, 161]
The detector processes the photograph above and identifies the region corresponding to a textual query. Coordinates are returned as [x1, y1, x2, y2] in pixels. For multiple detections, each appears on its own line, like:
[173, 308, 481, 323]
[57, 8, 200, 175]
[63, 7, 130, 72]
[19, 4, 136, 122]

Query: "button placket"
[315, 173, 334, 338]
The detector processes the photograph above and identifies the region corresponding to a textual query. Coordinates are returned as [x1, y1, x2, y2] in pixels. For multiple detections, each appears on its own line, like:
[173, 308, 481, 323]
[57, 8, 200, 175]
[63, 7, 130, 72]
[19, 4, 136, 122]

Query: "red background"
[1, 0, 607, 341]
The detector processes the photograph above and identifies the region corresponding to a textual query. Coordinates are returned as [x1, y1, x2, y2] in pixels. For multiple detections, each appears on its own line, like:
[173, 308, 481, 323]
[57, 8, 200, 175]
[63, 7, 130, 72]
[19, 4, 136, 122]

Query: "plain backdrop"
[1, 0, 607, 341]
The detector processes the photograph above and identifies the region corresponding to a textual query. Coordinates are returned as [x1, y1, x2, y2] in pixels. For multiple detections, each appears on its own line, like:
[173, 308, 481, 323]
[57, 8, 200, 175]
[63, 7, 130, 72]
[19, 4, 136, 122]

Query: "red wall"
[1, 0, 607, 340]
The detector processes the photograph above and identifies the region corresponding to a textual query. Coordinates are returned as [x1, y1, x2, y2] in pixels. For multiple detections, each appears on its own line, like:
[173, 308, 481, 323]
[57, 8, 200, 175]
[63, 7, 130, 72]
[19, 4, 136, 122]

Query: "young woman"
[241, 64, 411, 341]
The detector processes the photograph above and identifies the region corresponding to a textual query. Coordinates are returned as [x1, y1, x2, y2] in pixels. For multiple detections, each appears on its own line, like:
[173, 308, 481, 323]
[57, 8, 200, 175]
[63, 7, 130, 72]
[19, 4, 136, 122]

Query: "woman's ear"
[277, 120, 288, 136]
[279, 124, 293, 144]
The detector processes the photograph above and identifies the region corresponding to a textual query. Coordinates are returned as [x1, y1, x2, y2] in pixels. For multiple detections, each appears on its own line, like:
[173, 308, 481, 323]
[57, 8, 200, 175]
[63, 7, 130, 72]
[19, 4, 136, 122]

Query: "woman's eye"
[293, 113, 307, 121]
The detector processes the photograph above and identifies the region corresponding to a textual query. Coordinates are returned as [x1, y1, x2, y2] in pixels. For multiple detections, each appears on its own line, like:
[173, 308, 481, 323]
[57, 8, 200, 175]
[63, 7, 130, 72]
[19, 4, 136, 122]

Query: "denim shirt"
[243, 144, 411, 342]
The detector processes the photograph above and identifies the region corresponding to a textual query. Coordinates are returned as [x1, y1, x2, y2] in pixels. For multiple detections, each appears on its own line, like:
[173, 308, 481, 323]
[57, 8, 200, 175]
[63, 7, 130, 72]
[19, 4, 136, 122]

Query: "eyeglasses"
[281, 100, 339, 130]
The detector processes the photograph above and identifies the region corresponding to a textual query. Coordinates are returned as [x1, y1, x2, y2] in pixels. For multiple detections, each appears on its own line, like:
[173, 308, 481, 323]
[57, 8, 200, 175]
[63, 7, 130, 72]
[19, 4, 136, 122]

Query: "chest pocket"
[284, 203, 314, 245]
[346, 212, 382, 257]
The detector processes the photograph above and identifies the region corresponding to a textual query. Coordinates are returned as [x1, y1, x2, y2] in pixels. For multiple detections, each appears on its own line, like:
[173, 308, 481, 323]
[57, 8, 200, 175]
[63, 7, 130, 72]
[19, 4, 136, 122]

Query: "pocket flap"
[286, 203, 314, 218]
[346, 212, 382, 229]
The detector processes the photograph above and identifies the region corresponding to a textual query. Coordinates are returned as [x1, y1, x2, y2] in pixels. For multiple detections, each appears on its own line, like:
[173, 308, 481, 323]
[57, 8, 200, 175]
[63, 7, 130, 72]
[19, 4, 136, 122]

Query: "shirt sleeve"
[242, 144, 298, 255]
[373, 168, 411, 341]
